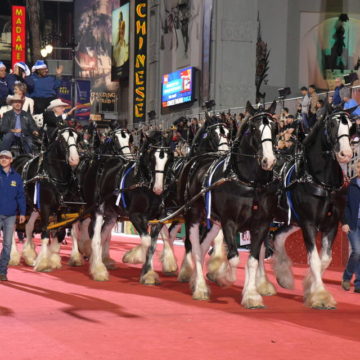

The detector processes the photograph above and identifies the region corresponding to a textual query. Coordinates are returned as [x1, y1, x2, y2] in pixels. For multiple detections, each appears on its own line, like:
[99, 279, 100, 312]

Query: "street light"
[40, 41, 54, 58]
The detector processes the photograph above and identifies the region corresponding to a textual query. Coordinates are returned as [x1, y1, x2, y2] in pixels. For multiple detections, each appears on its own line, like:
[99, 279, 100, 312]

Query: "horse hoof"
[103, 258, 118, 270]
[305, 290, 337, 310]
[92, 272, 109, 281]
[192, 288, 210, 301]
[276, 276, 294, 290]
[49, 254, 62, 270]
[178, 272, 191, 283]
[90, 263, 109, 281]
[122, 246, 145, 264]
[68, 257, 84, 267]
[206, 272, 217, 283]
[257, 281, 277, 296]
[140, 271, 160, 285]
[9, 256, 21, 266]
[163, 271, 177, 277]
[242, 293, 265, 309]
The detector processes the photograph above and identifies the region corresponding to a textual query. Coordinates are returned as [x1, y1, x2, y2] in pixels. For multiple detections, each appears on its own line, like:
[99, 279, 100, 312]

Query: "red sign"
[11, 6, 26, 66]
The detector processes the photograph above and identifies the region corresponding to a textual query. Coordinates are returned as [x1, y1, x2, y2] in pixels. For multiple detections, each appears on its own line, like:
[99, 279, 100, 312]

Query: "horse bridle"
[207, 123, 229, 149]
[325, 112, 351, 151]
[56, 128, 78, 164]
[250, 113, 274, 145]
[113, 129, 132, 153]
[149, 144, 172, 175]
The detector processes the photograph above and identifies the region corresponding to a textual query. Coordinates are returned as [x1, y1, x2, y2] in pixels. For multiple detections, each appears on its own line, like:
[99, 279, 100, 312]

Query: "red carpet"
[1, 235, 360, 360]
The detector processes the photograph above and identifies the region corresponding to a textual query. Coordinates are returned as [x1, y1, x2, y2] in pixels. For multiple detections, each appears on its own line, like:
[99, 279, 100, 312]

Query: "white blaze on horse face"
[61, 130, 80, 166]
[215, 127, 230, 151]
[337, 118, 353, 163]
[153, 149, 168, 195]
[115, 131, 131, 155]
[259, 123, 276, 170]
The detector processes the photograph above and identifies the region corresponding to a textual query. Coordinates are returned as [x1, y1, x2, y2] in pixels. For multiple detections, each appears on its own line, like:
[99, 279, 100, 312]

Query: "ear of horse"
[246, 101, 256, 116]
[266, 100, 277, 115]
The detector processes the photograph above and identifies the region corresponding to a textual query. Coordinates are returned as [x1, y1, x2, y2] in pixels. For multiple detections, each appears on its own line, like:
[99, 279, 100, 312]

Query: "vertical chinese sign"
[11, 6, 26, 67]
[133, 0, 147, 124]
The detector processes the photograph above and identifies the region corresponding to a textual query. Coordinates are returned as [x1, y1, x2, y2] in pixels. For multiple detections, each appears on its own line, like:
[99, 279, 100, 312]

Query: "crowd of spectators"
[1, 59, 360, 158]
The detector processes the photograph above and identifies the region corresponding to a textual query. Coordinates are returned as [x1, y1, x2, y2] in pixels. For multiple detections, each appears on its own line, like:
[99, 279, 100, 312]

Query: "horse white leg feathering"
[22, 211, 39, 266]
[320, 234, 333, 274]
[49, 236, 62, 269]
[304, 246, 336, 309]
[206, 228, 236, 286]
[68, 222, 84, 267]
[89, 211, 109, 281]
[34, 237, 51, 272]
[9, 234, 21, 266]
[256, 243, 276, 296]
[242, 256, 264, 309]
[272, 226, 298, 289]
[160, 224, 180, 275]
[189, 224, 210, 300]
[122, 233, 151, 264]
[178, 250, 194, 282]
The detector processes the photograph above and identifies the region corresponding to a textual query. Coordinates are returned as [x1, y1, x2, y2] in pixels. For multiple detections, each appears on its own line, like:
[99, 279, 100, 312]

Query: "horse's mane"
[302, 118, 325, 147]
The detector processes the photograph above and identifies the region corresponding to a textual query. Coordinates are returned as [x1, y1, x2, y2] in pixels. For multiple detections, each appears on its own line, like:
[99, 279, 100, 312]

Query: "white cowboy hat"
[47, 99, 69, 110]
[6, 94, 25, 104]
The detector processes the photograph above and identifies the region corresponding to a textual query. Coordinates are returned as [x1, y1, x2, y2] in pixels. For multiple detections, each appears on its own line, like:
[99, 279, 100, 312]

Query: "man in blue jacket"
[28, 60, 63, 114]
[342, 159, 360, 292]
[0, 150, 26, 281]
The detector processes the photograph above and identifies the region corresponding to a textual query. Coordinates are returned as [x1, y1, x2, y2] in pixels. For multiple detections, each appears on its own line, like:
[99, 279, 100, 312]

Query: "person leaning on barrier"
[0, 94, 39, 154]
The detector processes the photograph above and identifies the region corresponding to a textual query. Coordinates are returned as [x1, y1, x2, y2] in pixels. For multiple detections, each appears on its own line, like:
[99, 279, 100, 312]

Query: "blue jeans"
[0, 133, 33, 154]
[343, 221, 360, 288]
[0, 215, 16, 275]
[301, 113, 310, 133]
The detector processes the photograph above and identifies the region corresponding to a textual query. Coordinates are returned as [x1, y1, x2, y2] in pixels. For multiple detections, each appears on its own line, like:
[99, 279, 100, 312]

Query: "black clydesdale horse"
[260, 109, 353, 309]
[80, 131, 174, 281]
[157, 115, 231, 275]
[12, 127, 80, 271]
[176, 101, 278, 306]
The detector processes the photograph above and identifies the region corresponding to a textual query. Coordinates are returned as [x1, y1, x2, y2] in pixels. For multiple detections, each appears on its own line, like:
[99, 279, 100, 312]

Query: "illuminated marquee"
[11, 6, 26, 66]
[133, 0, 147, 123]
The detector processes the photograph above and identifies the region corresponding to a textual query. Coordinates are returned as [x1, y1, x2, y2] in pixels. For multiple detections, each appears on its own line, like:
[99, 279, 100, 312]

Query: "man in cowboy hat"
[43, 98, 77, 140]
[0, 94, 39, 154]
[28, 60, 63, 114]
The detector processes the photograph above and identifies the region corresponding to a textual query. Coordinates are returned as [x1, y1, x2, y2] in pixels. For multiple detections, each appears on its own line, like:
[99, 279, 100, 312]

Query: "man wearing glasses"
[0, 150, 26, 281]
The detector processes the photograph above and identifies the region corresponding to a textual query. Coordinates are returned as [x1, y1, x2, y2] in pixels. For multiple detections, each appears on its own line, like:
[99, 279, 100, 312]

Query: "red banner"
[11, 6, 26, 67]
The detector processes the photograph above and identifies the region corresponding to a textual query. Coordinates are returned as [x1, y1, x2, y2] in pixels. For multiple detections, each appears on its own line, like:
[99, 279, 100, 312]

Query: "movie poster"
[112, 3, 130, 80]
[74, 0, 120, 112]
[299, 13, 360, 90]
[0, 14, 11, 62]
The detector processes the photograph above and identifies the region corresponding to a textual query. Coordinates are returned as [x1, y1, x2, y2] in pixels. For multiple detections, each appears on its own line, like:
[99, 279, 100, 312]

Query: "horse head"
[56, 127, 80, 166]
[196, 114, 230, 153]
[243, 100, 277, 170]
[325, 110, 353, 163]
[113, 128, 133, 156]
[141, 131, 174, 195]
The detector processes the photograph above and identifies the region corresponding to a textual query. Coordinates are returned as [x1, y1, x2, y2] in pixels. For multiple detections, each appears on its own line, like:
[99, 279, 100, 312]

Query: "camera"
[278, 87, 291, 99]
